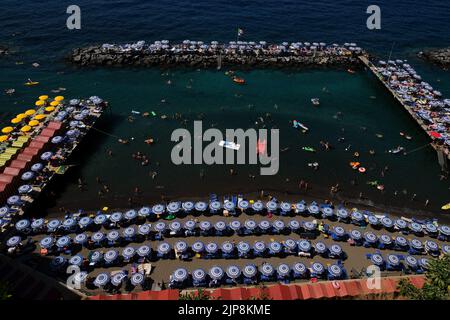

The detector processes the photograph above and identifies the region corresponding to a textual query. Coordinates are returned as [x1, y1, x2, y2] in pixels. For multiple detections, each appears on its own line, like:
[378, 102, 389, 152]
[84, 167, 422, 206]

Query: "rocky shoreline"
[418, 48, 450, 68]
[68, 44, 364, 68]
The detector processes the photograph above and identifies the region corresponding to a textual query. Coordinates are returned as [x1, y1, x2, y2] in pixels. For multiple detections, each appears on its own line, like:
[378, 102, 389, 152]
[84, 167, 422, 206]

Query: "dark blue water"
[0, 0, 449, 215]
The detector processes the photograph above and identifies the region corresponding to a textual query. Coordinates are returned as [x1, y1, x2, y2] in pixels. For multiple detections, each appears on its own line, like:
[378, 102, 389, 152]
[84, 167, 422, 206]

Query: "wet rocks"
[418, 48, 450, 68]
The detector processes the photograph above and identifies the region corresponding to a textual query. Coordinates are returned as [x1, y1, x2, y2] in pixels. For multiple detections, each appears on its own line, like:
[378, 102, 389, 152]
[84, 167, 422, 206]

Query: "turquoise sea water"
[0, 1, 449, 215]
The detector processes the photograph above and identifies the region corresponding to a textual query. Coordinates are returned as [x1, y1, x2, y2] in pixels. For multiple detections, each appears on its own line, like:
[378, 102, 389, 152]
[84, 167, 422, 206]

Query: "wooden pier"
[358, 55, 449, 170]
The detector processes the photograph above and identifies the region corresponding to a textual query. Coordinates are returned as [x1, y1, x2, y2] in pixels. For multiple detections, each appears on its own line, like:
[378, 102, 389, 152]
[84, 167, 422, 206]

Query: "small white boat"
[219, 140, 240, 150]
[311, 98, 320, 106]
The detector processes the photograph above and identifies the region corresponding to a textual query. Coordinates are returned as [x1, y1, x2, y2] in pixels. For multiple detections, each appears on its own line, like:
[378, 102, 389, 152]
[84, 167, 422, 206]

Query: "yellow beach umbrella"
[16, 113, 26, 120]
[39, 95, 49, 101]
[45, 106, 55, 112]
[0, 135, 8, 142]
[50, 101, 59, 107]
[20, 125, 31, 132]
[1, 127, 13, 134]
[35, 100, 45, 107]
[25, 109, 36, 116]
[54, 96, 64, 102]
[33, 114, 46, 120]
[28, 120, 39, 127]
[11, 118, 21, 124]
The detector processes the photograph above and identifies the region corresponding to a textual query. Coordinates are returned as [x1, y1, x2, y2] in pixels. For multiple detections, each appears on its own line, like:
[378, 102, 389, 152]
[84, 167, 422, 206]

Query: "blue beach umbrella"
[258, 220, 271, 231]
[206, 242, 218, 254]
[244, 219, 256, 231]
[284, 239, 297, 251]
[154, 221, 166, 232]
[209, 266, 224, 280]
[192, 269, 206, 282]
[350, 229, 362, 241]
[31, 163, 44, 172]
[137, 245, 151, 257]
[277, 263, 290, 277]
[238, 200, 249, 211]
[409, 222, 423, 233]
[15, 219, 30, 231]
[194, 202, 207, 212]
[237, 241, 251, 254]
[260, 263, 274, 276]
[51, 136, 63, 144]
[226, 265, 241, 279]
[214, 221, 227, 232]
[303, 221, 316, 231]
[209, 201, 222, 212]
[336, 208, 349, 219]
[107, 230, 120, 242]
[110, 212, 123, 223]
[314, 242, 328, 254]
[308, 204, 320, 215]
[405, 255, 418, 268]
[18, 184, 32, 194]
[7, 236, 21, 247]
[295, 202, 306, 213]
[328, 264, 343, 278]
[229, 220, 241, 231]
[122, 227, 136, 238]
[56, 236, 71, 248]
[379, 234, 392, 245]
[138, 224, 151, 236]
[89, 251, 103, 263]
[381, 217, 394, 228]
[280, 202, 291, 213]
[124, 209, 138, 220]
[293, 262, 307, 276]
[223, 201, 235, 212]
[321, 206, 334, 218]
[40, 152, 53, 161]
[221, 241, 234, 254]
[395, 236, 408, 248]
[298, 240, 312, 253]
[157, 242, 171, 255]
[266, 201, 278, 212]
[199, 221, 211, 231]
[269, 241, 282, 254]
[8, 195, 22, 206]
[152, 204, 165, 215]
[122, 247, 136, 259]
[272, 220, 285, 232]
[31, 218, 45, 230]
[47, 219, 61, 231]
[74, 233, 88, 244]
[367, 215, 379, 226]
[333, 226, 346, 237]
[73, 271, 88, 285]
[167, 202, 181, 214]
[78, 216, 92, 228]
[243, 265, 257, 278]
[131, 273, 145, 286]
[424, 240, 439, 252]
[40, 236, 54, 249]
[253, 241, 266, 253]
[395, 219, 407, 230]
[69, 255, 83, 267]
[419, 258, 430, 270]
[370, 253, 384, 266]
[94, 214, 107, 225]
[288, 220, 301, 231]
[63, 218, 77, 229]
[0, 206, 9, 218]
[311, 262, 325, 275]
[50, 256, 66, 270]
[184, 220, 196, 231]
[169, 221, 182, 232]
[387, 254, 400, 267]
[410, 239, 423, 250]
[104, 250, 119, 263]
[251, 201, 264, 212]
[94, 273, 110, 287]
[192, 241, 205, 253]
[138, 207, 151, 217]
[424, 223, 437, 234]
[442, 245, 450, 255]
[364, 232, 378, 244]
[182, 201, 194, 212]
[175, 241, 188, 253]
[91, 231, 105, 243]
[330, 244, 343, 256]
[351, 211, 364, 222]
[439, 225, 450, 237]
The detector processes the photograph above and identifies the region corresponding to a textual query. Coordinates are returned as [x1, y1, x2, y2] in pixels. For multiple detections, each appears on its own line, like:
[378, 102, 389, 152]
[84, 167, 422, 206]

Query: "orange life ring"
[358, 167, 366, 173]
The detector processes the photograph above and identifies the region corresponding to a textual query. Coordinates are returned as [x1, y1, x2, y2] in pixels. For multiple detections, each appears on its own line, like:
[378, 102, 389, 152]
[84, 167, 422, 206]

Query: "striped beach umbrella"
[192, 241, 205, 253]
[138, 207, 151, 217]
[124, 209, 138, 220]
[223, 201, 235, 212]
[243, 264, 257, 278]
[405, 255, 418, 268]
[184, 220, 196, 231]
[131, 273, 145, 286]
[157, 242, 171, 255]
[192, 269, 206, 282]
[330, 244, 343, 256]
[364, 232, 378, 244]
[94, 273, 110, 287]
[260, 263, 274, 276]
[78, 216, 92, 228]
[237, 241, 250, 254]
[209, 266, 224, 280]
[244, 219, 257, 231]
[311, 262, 325, 275]
[387, 254, 400, 267]
[107, 230, 120, 242]
[182, 201, 194, 212]
[56, 236, 71, 248]
[409, 222, 423, 233]
[308, 204, 320, 215]
[138, 224, 151, 236]
[269, 241, 282, 254]
[410, 239, 423, 250]
[229, 220, 241, 231]
[280, 202, 291, 213]
[175, 241, 188, 253]
[251, 201, 264, 212]
[167, 202, 181, 214]
[350, 229, 362, 240]
[266, 201, 278, 212]
[293, 262, 307, 276]
[258, 220, 271, 231]
[104, 250, 118, 263]
[109, 212, 123, 224]
[94, 214, 107, 225]
[288, 220, 301, 231]
[336, 208, 349, 219]
[15, 219, 30, 231]
[7, 236, 21, 247]
[154, 221, 166, 232]
[322, 206, 334, 218]
[284, 239, 297, 251]
[253, 241, 266, 253]
[298, 240, 312, 252]
[395, 219, 407, 230]
[328, 264, 343, 277]
[40, 236, 54, 249]
[199, 220, 211, 231]
[379, 234, 392, 245]
[206, 242, 218, 254]
[226, 265, 241, 279]
[277, 263, 290, 277]
[31, 218, 45, 230]
[194, 201, 207, 212]
[123, 226, 136, 238]
[209, 201, 222, 212]
[295, 202, 306, 213]
[47, 219, 61, 231]
[370, 253, 384, 266]
[89, 251, 103, 263]
[91, 232, 105, 243]
[214, 221, 227, 232]
[74, 233, 88, 244]
[169, 221, 182, 232]
[314, 242, 328, 254]
[304, 221, 316, 231]
[152, 204, 165, 215]
[137, 245, 151, 257]
[272, 220, 285, 231]
[122, 246, 136, 259]
[238, 200, 249, 210]
[69, 255, 83, 267]
[395, 236, 408, 248]
[221, 241, 234, 253]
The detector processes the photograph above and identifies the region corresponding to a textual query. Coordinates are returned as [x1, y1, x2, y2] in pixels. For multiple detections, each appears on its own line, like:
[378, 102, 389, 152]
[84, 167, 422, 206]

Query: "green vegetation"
[0, 282, 12, 300]
[397, 255, 450, 300]
[179, 289, 211, 300]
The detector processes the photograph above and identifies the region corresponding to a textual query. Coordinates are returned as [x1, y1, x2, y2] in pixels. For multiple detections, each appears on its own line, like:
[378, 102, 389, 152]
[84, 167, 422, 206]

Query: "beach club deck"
[2, 198, 448, 297]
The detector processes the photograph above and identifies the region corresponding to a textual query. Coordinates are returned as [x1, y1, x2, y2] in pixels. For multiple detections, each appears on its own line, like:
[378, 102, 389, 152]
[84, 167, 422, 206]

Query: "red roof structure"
[86, 275, 426, 301]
